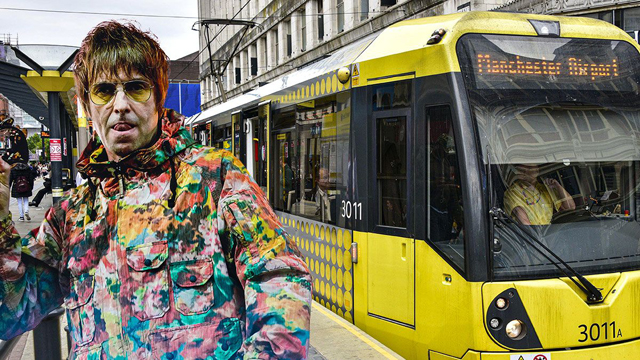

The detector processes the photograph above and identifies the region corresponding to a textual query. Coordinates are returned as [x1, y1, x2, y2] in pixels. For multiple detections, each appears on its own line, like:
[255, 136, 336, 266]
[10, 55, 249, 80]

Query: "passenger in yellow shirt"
[504, 164, 576, 225]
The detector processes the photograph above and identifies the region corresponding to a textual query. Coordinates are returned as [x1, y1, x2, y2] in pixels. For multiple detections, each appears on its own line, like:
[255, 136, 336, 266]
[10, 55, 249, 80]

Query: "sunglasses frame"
[87, 79, 155, 105]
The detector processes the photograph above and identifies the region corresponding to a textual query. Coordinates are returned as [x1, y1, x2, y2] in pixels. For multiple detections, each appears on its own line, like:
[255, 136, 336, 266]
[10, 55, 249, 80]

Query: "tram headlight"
[505, 319, 525, 339]
[489, 318, 501, 329]
[496, 297, 508, 309]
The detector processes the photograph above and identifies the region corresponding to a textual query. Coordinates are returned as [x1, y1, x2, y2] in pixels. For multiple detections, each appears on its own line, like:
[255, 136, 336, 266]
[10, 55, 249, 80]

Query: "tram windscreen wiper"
[490, 207, 604, 303]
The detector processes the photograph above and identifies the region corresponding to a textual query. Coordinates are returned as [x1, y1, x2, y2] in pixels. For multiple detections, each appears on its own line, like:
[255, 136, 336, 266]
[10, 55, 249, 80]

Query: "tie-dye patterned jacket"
[0, 109, 312, 360]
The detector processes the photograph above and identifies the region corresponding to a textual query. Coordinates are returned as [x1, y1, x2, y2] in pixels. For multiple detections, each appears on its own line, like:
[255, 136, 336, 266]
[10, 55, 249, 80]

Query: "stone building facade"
[495, 0, 640, 41]
[197, 0, 512, 111]
[197, 0, 639, 112]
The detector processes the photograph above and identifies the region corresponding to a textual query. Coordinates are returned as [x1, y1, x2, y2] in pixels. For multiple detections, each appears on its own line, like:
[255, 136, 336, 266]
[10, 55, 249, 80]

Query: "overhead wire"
[171, 0, 253, 80]
[0, 6, 391, 19]
[0, 5, 399, 89]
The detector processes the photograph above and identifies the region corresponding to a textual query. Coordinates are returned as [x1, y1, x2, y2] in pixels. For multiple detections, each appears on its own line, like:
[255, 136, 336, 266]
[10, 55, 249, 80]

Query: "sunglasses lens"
[90, 83, 117, 105]
[124, 80, 152, 102]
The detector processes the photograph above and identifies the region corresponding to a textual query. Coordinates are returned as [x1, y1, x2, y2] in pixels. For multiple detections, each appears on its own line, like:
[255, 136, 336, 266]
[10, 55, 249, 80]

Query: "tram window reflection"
[427, 105, 465, 269]
[282, 92, 351, 225]
[271, 107, 296, 212]
[372, 80, 411, 112]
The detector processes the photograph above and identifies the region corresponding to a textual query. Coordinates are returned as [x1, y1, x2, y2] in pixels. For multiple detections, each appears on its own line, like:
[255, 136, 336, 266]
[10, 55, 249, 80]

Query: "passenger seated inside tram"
[315, 166, 332, 222]
[503, 164, 576, 225]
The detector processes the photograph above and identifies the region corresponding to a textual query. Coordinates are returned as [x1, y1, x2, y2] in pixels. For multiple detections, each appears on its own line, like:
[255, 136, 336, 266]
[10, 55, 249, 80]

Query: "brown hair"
[74, 21, 169, 114]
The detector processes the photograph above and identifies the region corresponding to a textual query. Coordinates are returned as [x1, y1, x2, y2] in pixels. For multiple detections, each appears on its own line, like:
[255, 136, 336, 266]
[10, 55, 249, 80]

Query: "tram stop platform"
[309, 302, 404, 359]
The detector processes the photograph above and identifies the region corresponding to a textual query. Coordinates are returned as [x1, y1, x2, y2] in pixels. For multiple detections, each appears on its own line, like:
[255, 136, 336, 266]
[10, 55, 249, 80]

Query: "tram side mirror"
[0, 118, 30, 165]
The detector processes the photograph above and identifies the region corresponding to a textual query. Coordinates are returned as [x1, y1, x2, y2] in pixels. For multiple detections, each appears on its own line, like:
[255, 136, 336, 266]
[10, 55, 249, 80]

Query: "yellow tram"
[190, 11, 640, 359]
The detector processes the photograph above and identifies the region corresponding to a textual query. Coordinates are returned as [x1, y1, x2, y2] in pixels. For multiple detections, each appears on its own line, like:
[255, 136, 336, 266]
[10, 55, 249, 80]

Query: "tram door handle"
[401, 242, 407, 261]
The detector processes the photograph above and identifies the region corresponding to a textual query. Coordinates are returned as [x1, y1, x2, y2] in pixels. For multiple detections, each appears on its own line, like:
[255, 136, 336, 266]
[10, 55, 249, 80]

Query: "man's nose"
[113, 86, 131, 114]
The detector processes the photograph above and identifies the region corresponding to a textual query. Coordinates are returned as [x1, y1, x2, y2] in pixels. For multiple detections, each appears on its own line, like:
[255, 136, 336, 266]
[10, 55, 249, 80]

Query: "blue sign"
[164, 83, 201, 117]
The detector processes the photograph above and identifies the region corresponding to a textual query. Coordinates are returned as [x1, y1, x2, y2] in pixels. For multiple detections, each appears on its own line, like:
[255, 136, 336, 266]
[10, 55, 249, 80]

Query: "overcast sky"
[0, 1, 200, 60]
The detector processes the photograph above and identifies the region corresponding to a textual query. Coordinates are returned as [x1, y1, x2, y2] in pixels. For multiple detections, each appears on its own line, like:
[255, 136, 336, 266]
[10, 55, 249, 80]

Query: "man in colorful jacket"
[0, 21, 311, 360]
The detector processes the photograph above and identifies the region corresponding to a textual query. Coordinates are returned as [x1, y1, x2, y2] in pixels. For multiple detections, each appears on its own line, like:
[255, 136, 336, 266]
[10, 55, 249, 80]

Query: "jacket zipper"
[115, 163, 125, 198]
[112, 162, 129, 354]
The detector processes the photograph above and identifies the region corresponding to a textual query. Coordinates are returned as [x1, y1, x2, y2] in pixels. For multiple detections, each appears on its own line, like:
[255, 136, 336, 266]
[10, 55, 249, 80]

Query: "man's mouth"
[112, 122, 135, 132]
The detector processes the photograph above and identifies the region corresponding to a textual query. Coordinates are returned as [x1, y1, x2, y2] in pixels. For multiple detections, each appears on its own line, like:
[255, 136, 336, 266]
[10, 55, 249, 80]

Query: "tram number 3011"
[578, 321, 622, 342]
[341, 200, 363, 220]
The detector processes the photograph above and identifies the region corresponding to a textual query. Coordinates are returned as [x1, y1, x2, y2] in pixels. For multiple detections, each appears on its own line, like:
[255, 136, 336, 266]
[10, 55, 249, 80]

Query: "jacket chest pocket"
[65, 274, 96, 347]
[170, 259, 215, 315]
[126, 241, 170, 321]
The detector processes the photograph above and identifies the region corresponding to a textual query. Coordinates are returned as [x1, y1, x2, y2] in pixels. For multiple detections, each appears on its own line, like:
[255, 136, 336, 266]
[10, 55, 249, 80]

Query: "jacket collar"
[77, 109, 196, 179]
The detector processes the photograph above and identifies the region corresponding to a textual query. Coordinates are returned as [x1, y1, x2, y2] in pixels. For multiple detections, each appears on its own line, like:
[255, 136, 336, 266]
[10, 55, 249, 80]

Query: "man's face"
[318, 168, 329, 190]
[88, 70, 159, 161]
[515, 164, 540, 184]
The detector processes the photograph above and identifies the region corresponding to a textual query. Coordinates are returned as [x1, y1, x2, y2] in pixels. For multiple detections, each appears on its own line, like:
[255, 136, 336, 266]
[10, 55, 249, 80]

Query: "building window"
[381, 0, 396, 7]
[301, 9, 307, 51]
[360, 0, 369, 21]
[338, 0, 345, 33]
[286, 20, 292, 57]
[274, 30, 279, 65]
[251, 57, 258, 76]
[261, 36, 267, 71]
[317, 0, 324, 41]
[624, 7, 640, 32]
[582, 10, 613, 24]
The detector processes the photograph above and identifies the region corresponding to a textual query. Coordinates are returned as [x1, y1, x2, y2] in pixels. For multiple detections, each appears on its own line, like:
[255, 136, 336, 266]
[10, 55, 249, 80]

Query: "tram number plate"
[578, 321, 622, 342]
[340, 201, 363, 220]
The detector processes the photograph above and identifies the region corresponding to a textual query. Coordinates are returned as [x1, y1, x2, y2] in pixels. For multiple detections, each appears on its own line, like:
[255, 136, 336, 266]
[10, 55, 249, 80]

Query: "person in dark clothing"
[29, 176, 51, 207]
[9, 163, 33, 221]
[29, 162, 39, 180]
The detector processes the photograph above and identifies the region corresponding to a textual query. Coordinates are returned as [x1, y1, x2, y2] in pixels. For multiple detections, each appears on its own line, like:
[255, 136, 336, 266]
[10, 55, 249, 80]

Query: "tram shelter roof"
[0, 60, 49, 127]
[0, 44, 79, 128]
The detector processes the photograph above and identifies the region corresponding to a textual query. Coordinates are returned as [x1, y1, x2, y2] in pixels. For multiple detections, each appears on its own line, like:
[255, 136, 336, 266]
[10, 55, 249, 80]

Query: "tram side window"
[377, 116, 407, 228]
[289, 92, 351, 225]
[372, 80, 411, 112]
[427, 105, 465, 269]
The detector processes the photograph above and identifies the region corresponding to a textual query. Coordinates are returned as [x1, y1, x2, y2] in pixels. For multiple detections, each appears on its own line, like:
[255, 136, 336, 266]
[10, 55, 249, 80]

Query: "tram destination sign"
[458, 34, 640, 92]
[475, 53, 618, 81]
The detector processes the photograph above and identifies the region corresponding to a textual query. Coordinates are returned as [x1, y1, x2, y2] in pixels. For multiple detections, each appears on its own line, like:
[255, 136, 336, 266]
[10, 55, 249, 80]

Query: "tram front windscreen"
[457, 34, 640, 279]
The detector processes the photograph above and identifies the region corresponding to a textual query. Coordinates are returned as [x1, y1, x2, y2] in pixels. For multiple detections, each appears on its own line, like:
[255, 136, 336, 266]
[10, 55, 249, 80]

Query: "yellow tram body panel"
[353, 231, 494, 359]
[483, 272, 640, 350]
[354, 228, 640, 359]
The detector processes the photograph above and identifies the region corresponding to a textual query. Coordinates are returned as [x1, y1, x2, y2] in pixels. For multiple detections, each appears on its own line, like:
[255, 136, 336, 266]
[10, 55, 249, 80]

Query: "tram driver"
[503, 164, 576, 225]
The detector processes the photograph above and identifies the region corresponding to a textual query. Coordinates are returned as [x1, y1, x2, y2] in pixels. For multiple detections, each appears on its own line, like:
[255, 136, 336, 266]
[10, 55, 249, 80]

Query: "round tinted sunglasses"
[88, 80, 154, 105]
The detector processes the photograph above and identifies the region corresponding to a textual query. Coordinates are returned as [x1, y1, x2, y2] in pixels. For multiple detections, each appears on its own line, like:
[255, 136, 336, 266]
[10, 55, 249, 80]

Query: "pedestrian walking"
[9, 162, 33, 221]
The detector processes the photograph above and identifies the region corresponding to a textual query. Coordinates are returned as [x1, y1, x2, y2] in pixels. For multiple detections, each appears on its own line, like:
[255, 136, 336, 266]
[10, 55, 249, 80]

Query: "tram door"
[245, 117, 256, 177]
[232, 111, 246, 164]
[273, 132, 295, 211]
[257, 102, 270, 196]
[367, 108, 415, 327]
